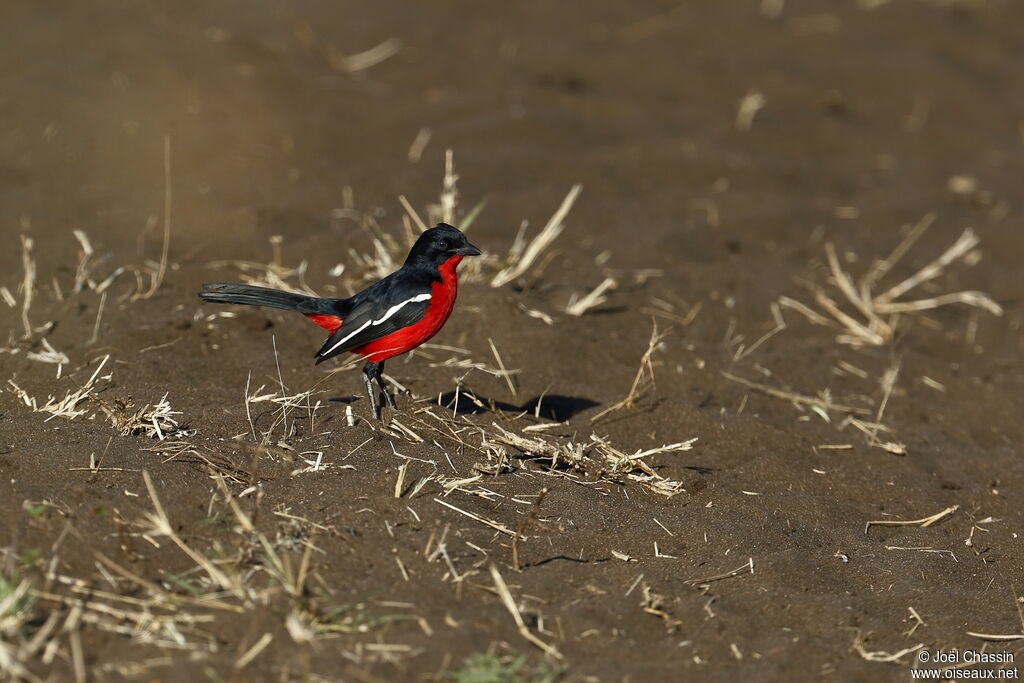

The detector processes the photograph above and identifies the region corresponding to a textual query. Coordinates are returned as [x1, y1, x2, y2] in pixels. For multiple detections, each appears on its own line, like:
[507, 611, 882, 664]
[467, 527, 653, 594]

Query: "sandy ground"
[2, 1, 1023, 681]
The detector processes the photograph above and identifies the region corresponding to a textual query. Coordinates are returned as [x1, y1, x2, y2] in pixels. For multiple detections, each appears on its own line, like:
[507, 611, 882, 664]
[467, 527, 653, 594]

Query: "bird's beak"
[454, 242, 482, 256]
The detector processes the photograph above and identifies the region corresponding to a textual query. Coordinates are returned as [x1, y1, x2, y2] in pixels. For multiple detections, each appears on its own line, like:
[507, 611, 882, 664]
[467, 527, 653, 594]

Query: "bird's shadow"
[325, 388, 599, 421]
[523, 555, 598, 569]
[435, 390, 599, 421]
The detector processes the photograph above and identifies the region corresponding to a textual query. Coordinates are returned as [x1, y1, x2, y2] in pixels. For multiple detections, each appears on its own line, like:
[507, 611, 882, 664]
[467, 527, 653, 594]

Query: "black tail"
[199, 283, 314, 312]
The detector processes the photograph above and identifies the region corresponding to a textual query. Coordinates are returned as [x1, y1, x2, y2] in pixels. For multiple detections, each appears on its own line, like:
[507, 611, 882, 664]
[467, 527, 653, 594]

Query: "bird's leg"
[374, 361, 398, 410]
[361, 362, 382, 421]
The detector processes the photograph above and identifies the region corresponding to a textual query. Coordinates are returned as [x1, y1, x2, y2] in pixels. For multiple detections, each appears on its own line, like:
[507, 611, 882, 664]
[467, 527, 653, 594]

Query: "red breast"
[352, 254, 463, 362]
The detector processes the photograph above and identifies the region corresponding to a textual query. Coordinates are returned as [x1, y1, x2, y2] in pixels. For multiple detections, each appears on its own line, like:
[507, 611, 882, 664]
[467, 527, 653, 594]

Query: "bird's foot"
[375, 376, 398, 411]
[363, 376, 382, 421]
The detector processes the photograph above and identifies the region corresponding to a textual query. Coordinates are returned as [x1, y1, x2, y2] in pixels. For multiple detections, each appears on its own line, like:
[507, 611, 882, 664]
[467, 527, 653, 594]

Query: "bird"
[198, 223, 481, 420]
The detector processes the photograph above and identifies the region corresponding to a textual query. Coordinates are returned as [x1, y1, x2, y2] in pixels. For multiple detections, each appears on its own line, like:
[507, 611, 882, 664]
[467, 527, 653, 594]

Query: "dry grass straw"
[488, 564, 561, 659]
[838, 360, 907, 454]
[967, 631, 1024, 641]
[511, 488, 551, 571]
[428, 355, 519, 383]
[71, 229, 93, 293]
[590, 321, 668, 423]
[0, 575, 38, 682]
[8, 355, 190, 440]
[565, 277, 617, 316]
[724, 368, 911, 453]
[7, 355, 112, 421]
[292, 21, 401, 74]
[491, 184, 583, 287]
[726, 220, 1001, 452]
[401, 384, 696, 498]
[640, 584, 682, 633]
[736, 91, 765, 131]
[407, 127, 432, 163]
[246, 381, 322, 444]
[683, 557, 754, 587]
[399, 194, 429, 234]
[732, 301, 785, 361]
[967, 587, 1024, 641]
[487, 338, 518, 397]
[244, 348, 362, 445]
[7, 141, 178, 316]
[88, 291, 107, 345]
[95, 393, 188, 440]
[137, 135, 172, 299]
[142, 470, 235, 592]
[25, 339, 69, 369]
[19, 235, 36, 338]
[865, 504, 958, 534]
[484, 423, 694, 497]
[208, 234, 319, 296]
[722, 372, 871, 418]
[439, 149, 458, 226]
[851, 631, 923, 664]
[338, 37, 402, 72]
[780, 216, 1002, 347]
[234, 632, 274, 671]
[433, 498, 517, 537]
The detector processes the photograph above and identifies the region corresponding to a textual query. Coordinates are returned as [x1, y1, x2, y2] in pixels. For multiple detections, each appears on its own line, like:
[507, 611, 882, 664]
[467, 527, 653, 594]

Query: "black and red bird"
[198, 223, 481, 420]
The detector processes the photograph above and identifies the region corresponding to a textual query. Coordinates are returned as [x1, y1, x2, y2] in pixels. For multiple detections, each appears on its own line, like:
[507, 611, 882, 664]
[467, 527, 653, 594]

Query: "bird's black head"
[405, 223, 481, 269]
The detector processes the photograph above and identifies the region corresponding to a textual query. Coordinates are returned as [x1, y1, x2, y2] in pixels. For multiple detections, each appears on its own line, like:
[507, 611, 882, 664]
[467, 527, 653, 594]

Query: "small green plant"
[450, 653, 562, 683]
[18, 548, 41, 570]
[23, 503, 48, 519]
[0, 570, 35, 633]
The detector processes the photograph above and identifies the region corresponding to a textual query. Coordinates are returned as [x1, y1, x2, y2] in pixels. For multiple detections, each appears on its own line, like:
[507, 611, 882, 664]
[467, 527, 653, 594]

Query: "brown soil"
[2, 1, 1023, 681]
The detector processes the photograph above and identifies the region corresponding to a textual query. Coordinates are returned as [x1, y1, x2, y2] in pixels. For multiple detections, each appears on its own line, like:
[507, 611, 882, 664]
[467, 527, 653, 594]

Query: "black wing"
[314, 271, 432, 364]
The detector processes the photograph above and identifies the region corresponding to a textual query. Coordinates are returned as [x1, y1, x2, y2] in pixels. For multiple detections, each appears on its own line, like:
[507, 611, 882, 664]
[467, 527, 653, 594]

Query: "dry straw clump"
[726, 216, 1003, 455]
[780, 215, 1002, 346]
[6, 355, 190, 441]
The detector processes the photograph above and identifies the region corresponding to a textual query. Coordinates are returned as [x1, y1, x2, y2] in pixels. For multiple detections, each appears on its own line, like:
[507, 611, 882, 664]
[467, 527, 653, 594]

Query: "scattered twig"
[851, 631, 923, 663]
[433, 498, 517, 537]
[407, 127, 432, 163]
[591, 321, 668, 422]
[19, 235, 36, 338]
[488, 564, 562, 659]
[394, 461, 410, 498]
[138, 135, 172, 299]
[89, 291, 108, 345]
[339, 37, 402, 72]
[736, 91, 765, 131]
[488, 338, 518, 398]
[684, 558, 754, 587]
[565, 277, 617, 316]
[512, 488, 550, 571]
[865, 505, 958, 534]
[966, 632, 1024, 642]
[234, 633, 273, 670]
[142, 470, 234, 591]
[723, 372, 871, 416]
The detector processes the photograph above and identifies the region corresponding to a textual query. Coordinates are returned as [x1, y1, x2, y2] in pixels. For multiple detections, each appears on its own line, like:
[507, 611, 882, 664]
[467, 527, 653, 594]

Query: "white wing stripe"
[373, 293, 431, 327]
[322, 320, 371, 355]
[322, 293, 431, 356]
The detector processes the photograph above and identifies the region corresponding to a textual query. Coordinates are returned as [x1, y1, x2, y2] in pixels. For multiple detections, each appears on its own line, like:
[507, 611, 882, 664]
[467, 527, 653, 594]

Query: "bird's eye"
[436, 239, 448, 250]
